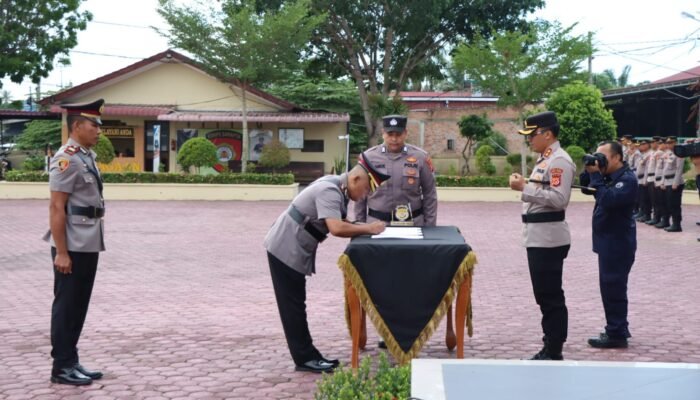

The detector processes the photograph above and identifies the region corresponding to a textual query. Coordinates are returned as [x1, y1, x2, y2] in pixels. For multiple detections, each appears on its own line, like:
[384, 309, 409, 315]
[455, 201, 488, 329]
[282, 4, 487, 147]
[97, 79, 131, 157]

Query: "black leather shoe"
[587, 333, 628, 349]
[664, 224, 682, 232]
[696, 221, 700, 226]
[50, 367, 92, 386]
[378, 340, 387, 349]
[528, 348, 563, 361]
[320, 357, 339, 367]
[74, 363, 103, 380]
[295, 359, 336, 373]
[645, 218, 659, 225]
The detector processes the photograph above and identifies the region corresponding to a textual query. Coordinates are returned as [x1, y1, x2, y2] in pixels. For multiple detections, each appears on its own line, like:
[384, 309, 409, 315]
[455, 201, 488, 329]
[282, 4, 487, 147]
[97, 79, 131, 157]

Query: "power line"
[69, 50, 147, 60]
[92, 20, 154, 30]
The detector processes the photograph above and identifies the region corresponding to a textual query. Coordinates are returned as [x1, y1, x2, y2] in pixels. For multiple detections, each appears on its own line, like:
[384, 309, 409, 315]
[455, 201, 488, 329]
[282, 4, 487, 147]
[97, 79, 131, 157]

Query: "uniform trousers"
[268, 252, 322, 366]
[526, 245, 570, 345]
[598, 252, 634, 339]
[654, 186, 667, 219]
[638, 184, 651, 217]
[665, 185, 684, 225]
[647, 183, 656, 218]
[50, 247, 98, 371]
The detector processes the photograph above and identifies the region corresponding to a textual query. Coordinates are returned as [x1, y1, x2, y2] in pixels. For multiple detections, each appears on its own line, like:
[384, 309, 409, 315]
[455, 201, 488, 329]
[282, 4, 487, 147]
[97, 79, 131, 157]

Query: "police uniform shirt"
[44, 138, 105, 252]
[635, 150, 649, 184]
[264, 174, 347, 276]
[521, 141, 575, 248]
[662, 151, 685, 187]
[653, 149, 666, 187]
[352, 144, 437, 226]
[645, 149, 656, 184]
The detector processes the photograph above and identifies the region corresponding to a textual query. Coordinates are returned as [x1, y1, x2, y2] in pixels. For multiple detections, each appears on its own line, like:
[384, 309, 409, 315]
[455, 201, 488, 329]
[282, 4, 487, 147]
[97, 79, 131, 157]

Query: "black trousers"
[267, 252, 322, 366]
[647, 183, 656, 218]
[50, 247, 98, 371]
[598, 252, 634, 339]
[638, 184, 651, 217]
[665, 185, 684, 225]
[526, 245, 570, 345]
[654, 186, 667, 219]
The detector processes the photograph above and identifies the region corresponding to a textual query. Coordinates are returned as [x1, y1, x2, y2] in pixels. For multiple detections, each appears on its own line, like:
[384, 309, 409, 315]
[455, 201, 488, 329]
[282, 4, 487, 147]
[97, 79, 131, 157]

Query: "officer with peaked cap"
[634, 139, 652, 222]
[353, 115, 437, 227]
[264, 153, 388, 373]
[648, 137, 668, 226]
[642, 137, 661, 224]
[509, 111, 575, 361]
[43, 99, 106, 385]
[661, 136, 685, 232]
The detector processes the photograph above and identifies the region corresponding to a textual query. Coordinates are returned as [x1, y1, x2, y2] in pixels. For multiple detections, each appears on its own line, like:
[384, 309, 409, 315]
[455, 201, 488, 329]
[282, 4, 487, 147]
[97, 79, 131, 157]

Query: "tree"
[258, 139, 290, 173]
[457, 114, 494, 175]
[157, 0, 324, 172]
[16, 120, 62, 151]
[0, 1, 91, 88]
[177, 137, 218, 174]
[593, 65, 632, 90]
[545, 81, 616, 152]
[94, 135, 115, 164]
[263, 0, 544, 145]
[452, 19, 592, 173]
[475, 144, 496, 175]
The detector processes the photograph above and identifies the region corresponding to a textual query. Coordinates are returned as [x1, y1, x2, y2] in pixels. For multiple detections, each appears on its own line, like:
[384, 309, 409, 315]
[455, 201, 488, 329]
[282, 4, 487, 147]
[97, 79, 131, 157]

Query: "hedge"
[4, 171, 295, 185]
[436, 175, 509, 187]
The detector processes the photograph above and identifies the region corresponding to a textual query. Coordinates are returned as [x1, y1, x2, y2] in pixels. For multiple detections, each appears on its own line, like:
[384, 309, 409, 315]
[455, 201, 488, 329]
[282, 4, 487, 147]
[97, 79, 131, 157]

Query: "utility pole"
[587, 32, 593, 85]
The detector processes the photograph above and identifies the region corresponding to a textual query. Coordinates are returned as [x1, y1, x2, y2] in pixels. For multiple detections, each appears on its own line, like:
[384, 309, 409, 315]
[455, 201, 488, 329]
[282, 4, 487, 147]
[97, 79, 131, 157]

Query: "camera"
[582, 152, 607, 169]
[673, 142, 700, 158]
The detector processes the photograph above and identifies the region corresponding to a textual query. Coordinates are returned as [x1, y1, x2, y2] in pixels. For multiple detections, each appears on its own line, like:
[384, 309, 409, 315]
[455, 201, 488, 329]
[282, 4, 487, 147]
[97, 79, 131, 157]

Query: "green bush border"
[3, 171, 295, 185]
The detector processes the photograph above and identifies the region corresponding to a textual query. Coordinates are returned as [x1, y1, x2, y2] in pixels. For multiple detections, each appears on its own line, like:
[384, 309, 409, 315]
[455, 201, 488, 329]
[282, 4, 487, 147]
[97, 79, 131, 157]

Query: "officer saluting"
[353, 115, 437, 227]
[43, 99, 106, 385]
[509, 111, 575, 361]
[264, 153, 388, 373]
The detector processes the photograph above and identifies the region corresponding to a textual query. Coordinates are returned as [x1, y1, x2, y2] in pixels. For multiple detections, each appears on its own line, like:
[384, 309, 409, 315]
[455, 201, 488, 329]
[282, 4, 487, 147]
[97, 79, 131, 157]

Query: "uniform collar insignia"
[402, 146, 407, 153]
[381, 146, 386, 153]
[543, 148, 553, 158]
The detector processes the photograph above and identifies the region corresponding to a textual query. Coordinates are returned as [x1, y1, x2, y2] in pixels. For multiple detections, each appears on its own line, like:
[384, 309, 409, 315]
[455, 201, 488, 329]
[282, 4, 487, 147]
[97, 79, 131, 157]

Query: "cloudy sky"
[3, 0, 700, 101]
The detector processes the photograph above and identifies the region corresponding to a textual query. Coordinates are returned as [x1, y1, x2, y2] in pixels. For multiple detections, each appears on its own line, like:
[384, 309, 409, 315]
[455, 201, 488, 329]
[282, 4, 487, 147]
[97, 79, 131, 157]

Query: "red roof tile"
[652, 65, 700, 84]
[49, 104, 174, 117]
[158, 111, 349, 123]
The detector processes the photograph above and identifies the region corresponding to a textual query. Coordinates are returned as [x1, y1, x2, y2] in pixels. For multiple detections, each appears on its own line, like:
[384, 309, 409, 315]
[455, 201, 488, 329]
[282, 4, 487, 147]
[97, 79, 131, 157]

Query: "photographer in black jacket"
[580, 141, 638, 349]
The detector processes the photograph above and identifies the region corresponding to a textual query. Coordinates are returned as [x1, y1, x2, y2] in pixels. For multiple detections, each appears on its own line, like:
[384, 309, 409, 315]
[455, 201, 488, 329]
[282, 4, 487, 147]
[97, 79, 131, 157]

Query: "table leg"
[360, 308, 367, 350]
[445, 304, 456, 351]
[455, 273, 472, 359]
[346, 279, 362, 369]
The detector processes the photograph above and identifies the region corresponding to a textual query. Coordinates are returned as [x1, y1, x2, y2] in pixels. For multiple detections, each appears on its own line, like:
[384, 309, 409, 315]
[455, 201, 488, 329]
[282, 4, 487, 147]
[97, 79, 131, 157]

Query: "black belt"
[522, 211, 565, 223]
[636, 174, 644, 178]
[67, 205, 105, 218]
[655, 177, 662, 181]
[287, 206, 327, 243]
[664, 174, 674, 179]
[368, 207, 423, 222]
[648, 173, 655, 176]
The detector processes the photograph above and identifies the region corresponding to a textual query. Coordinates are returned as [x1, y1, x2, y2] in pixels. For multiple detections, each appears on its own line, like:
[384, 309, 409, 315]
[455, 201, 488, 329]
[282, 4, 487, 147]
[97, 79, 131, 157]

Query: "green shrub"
[476, 132, 508, 155]
[686, 177, 697, 191]
[566, 145, 586, 171]
[314, 353, 410, 400]
[21, 155, 45, 171]
[259, 139, 290, 173]
[506, 153, 534, 166]
[177, 137, 218, 173]
[475, 144, 496, 175]
[94, 135, 115, 164]
[4, 171, 295, 185]
[436, 175, 509, 187]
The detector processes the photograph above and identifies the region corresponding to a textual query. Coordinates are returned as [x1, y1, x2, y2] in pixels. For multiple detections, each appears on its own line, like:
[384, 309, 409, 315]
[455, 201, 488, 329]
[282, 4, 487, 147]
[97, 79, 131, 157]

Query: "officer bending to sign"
[509, 111, 575, 361]
[43, 99, 107, 386]
[580, 141, 638, 349]
[264, 153, 388, 373]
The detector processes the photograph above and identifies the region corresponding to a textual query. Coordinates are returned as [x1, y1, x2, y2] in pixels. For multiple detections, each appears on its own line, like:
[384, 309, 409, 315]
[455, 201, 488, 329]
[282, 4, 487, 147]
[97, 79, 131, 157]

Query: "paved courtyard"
[1, 199, 699, 399]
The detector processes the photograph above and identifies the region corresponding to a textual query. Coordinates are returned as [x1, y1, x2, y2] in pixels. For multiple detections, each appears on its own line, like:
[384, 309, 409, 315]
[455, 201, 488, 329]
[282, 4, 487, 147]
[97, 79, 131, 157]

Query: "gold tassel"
[337, 251, 477, 365]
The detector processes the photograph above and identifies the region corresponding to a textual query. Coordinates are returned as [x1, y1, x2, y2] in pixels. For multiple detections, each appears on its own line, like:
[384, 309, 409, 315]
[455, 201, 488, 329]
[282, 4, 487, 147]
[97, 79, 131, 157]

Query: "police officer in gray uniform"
[509, 111, 575, 361]
[662, 136, 685, 232]
[353, 115, 437, 227]
[264, 153, 388, 373]
[43, 99, 106, 386]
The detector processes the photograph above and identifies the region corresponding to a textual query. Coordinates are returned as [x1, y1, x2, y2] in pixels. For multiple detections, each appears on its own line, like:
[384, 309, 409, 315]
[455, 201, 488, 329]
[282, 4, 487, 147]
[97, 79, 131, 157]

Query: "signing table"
[337, 226, 477, 367]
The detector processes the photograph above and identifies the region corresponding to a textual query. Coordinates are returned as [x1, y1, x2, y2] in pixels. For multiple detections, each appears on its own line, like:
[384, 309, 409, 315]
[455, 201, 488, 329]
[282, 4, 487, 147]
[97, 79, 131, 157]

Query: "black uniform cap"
[382, 115, 407, 133]
[61, 98, 105, 125]
[518, 111, 558, 135]
[357, 152, 391, 192]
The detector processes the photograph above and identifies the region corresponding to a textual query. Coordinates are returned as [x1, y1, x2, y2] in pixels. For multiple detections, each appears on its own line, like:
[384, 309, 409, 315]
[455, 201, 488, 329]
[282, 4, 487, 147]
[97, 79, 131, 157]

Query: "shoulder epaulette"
[64, 145, 80, 155]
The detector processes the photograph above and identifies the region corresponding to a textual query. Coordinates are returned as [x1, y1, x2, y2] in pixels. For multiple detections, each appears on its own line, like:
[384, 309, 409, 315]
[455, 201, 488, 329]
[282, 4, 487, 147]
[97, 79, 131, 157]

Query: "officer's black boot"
[645, 216, 659, 225]
[664, 218, 682, 232]
[654, 216, 670, 229]
[529, 339, 563, 361]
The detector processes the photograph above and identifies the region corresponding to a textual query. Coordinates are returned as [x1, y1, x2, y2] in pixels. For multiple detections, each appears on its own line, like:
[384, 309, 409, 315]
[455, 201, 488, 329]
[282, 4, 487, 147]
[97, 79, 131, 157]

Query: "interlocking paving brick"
[1, 199, 698, 399]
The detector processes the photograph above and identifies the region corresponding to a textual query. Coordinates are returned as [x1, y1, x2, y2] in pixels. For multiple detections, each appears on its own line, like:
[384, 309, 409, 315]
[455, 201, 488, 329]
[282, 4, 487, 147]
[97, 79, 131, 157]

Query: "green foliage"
[0, 0, 91, 87]
[368, 95, 409, 120]
[94, 134, 115, 164]
[177, 137, 218, 173]
[476, 131, 508, 155]
[506, 153, 534, 166]
[566, 145, 586, 171]
[475, 144, 496, 175]
[333, 156, 346, 174]
[16, 120, 62, 151]
[314, 353, 410, 400]
[453, 20, 592, 108]
[267, 76, 360, 113]
[21, 155, 45, 171]
[545, 81, 617, 151]
[458, 114, 494, 174]
[4, 170, 295, 185]
[258, 139, 290, 172]
[436, 175, 509, 187]
[592, 65, 632, 91]
[686, 176, 697, 191]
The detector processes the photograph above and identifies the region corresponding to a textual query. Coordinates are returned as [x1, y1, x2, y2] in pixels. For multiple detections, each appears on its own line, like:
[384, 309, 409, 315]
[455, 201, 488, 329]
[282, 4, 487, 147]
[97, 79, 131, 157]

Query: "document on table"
[371, 227, 423, 239]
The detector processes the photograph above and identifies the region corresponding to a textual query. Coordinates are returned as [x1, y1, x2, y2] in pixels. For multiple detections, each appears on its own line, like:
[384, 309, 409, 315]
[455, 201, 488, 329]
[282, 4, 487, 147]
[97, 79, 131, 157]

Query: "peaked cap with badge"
[358, 151, 391, 192]
[63, 98, 105, 125]
[518, 111, 559, 135]
[382, 115, 408, 133]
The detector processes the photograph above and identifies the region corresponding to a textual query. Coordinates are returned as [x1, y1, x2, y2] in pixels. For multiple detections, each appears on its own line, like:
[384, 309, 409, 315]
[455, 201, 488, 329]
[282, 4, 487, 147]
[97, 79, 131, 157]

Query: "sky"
[2, 0, 700, 101]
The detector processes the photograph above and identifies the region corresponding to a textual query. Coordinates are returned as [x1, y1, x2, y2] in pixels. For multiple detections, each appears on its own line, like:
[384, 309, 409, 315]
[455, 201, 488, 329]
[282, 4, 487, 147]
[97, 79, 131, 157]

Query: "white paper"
[371, 227, 423, 239]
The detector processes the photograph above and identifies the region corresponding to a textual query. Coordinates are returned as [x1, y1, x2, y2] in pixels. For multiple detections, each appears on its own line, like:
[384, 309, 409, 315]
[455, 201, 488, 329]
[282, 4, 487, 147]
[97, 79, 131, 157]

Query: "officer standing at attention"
[352, 115, 437, 227]
[264, 153, 388, 373]
[654, 139, 671, 229]
[642, 137, 661, 225]
[661, 136, 685, 232]
[43, 99, 106, 386]
[580, 141, 638, 349]
[509, 111, 575, 361]
[634, 139, 651, 222]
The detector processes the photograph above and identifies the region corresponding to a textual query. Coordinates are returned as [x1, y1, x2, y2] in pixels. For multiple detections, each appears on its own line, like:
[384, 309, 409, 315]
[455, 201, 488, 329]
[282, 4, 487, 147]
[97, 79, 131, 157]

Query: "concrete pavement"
[1, 199, 699, 399]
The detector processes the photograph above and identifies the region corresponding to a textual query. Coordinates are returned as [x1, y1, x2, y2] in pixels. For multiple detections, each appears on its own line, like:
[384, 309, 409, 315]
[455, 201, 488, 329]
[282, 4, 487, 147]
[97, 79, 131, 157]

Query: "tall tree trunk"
[241, 83, 249, 173]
